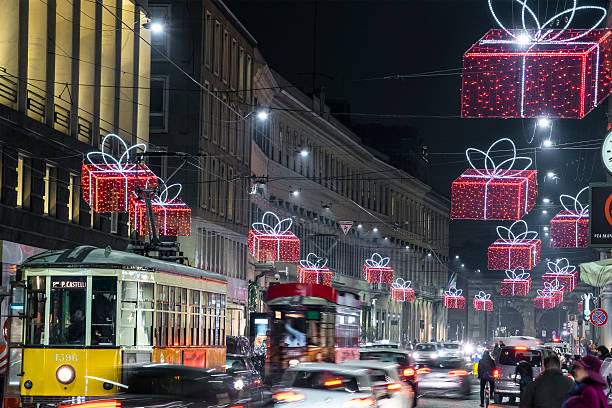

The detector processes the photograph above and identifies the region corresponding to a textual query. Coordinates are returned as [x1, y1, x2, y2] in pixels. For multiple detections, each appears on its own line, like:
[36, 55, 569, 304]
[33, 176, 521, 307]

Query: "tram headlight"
[56, 364, 76, 385]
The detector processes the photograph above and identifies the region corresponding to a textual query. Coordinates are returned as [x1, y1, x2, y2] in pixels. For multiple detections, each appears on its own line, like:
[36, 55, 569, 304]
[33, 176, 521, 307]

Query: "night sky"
[226, 0, 609, 278]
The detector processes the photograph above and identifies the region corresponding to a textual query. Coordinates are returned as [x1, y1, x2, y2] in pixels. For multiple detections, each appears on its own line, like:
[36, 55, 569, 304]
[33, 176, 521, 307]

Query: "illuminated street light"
[544, 226, 549, 231]
[542, 210, 548, 214]
[543, 198, 550, 204]
[455, 255, 460, 259]
[542, 139, 553, 148]
[357, 224, 363, 229]
[461, 264, 465, 268]
[372, 227, 378, 233]
[291, 190, 299, 197]
[538, 117, 551, 128]
[256, 110, 269, 120]
[299, 149, 309, 157]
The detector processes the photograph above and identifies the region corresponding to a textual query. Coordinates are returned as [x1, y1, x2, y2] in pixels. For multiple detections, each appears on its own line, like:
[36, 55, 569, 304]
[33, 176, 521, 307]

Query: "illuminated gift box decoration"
[297, 253, 332, 286]
[543, 279, 565, 304]
[488, 220, 541, 270]
[551, 187, 589, 248]
[534, 289, 556, 309]
[130, 182, 191, 237]
[500, 268, 531, 296]
[451, 138, 537, 220]
[390, 278, 415, 302]
[82, 134, 156, 213]
[363, 253, 395, 284]
[444, 286, 465, 309]
[248, 211, 300, 262]
[542, 258, 577, 292]
[461, 2, 612, 119]
[473, 291, 493, 311]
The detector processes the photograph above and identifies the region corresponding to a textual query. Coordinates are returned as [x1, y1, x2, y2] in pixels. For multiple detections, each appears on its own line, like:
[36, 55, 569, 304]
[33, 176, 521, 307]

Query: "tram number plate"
[56, 353, 78, 362]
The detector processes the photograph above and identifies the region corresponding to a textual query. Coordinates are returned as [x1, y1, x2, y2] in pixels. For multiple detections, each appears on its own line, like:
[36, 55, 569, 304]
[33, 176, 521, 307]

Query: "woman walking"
[563, 355, 607, 408]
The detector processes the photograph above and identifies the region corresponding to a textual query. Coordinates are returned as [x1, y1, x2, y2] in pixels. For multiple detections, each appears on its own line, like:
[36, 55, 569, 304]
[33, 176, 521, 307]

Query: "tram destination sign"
[51, 277, 86, 289]
[590, 184, 612, 247]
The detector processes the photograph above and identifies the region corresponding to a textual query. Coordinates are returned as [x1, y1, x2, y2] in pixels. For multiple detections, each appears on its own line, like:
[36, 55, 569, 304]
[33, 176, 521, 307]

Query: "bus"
[18, 246, 227, 406]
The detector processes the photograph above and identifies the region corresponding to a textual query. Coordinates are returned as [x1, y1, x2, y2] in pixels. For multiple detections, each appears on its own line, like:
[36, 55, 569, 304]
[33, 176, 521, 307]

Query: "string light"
[500, 268, 531, 296]
[550, 187, 589, 248]
[542, 258, 577, 293]
[363, 253, 394, 283]
[248, 212, 300, 262]
[534, 289, 556, 309]
[390, 279, 415, 302]
[444, 287, 465, 309]
[542, 279, 565, 304]
[473, 291, 493, 311]
[297, 253, 332, 286]
[488, 220, 541, 270]
[130, 182, 191, 237]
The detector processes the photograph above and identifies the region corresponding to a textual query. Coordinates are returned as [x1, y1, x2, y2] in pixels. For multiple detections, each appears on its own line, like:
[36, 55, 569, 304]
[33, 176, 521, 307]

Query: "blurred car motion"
[411, 343, 441, 364]
[359, 348, 418, 402]
[413, 359, 472, 398]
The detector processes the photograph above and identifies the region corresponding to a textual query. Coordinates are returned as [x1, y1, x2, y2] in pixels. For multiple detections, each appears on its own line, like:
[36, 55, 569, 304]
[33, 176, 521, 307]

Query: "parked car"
[492, 345, 542, 405]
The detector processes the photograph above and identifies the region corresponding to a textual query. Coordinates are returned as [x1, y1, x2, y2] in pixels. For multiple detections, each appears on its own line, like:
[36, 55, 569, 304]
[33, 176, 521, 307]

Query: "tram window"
[49, 276, 86, 345]
[139, 282, 154, 309]
[120, 281, 154, 346]
[91, 276, 117, 346]
[25, 276, 45, 345]
[137, 310, 153, 346]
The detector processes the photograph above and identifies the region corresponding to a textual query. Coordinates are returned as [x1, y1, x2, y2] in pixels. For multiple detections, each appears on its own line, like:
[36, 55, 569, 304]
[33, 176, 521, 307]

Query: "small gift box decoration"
[534, 289, 556, 309]
[451, 138, 537, 220]
[130, 181, 191, 237]
[461, 1, 612, 119]
[444, 286, 465, 309]
[543, 279, 565, 304]
[542, 258, 577, 292]
[82, 133, 157, 213]
[488, 220, 541, 270]
[390, 278, 415, 302]
[500, 268, 531, 296]
[473, 291, 493, 311]
[248, 211, 300, 262]
[551, 187, 589, 248]
[363, 253, 394, 284]
[297, 253, 332, 286]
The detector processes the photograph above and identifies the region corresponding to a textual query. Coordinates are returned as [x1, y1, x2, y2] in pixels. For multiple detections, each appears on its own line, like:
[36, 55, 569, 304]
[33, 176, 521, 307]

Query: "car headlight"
[56, 364, 76, 385]
[464, 344, 474, 354]
[438, 351, 446, 357]
[234, 378, 245, 391]
[413, 352, 420, 359]
[432, 352, 438, 359]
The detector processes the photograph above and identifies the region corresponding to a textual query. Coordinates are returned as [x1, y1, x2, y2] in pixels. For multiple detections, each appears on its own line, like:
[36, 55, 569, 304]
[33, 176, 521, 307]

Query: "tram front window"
[91, 276, 117, 346]
[50, 277, 86, 345]
[26, 276, 45, 344]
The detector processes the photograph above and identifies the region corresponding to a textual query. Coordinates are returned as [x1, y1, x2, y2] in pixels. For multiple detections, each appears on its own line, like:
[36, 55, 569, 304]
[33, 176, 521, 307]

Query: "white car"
[273, 363, 378, 407]
[412, 343, 441, 363]
[340, 360, 415, 408]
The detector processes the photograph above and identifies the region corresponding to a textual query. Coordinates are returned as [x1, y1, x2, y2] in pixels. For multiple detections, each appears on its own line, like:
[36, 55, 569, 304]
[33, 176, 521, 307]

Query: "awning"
[579, 258, 612, 287]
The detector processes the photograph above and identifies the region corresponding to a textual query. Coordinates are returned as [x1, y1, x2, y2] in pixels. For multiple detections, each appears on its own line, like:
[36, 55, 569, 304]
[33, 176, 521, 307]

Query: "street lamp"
[547, 171, 555, 178]
[372, 227, 378, 233]
[455, 255, 460, 259]
[357, 224, 363, 228]
[538, 117, 551, 128]
[543, 198, 550, 204]
[461, 264, 465, 268]
[542, 139, 553, 148]
[542, 210, 548, 214]
[291, 190, 299, 197]
[299, 149, 309, 157]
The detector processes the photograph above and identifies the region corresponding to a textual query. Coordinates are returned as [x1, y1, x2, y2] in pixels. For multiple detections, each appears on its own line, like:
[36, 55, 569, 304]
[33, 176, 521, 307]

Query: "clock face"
[602, 131, 612, 175]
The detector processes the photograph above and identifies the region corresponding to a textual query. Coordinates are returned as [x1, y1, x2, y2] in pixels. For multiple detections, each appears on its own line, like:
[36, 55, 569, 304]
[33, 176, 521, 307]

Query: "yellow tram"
[19, 246, 228, 406]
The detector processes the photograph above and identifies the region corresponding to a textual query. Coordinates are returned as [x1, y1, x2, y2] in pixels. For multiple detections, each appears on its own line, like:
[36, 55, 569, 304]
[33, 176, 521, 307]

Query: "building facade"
[252, 63, 451, 344]
[148, 0, 256, 337]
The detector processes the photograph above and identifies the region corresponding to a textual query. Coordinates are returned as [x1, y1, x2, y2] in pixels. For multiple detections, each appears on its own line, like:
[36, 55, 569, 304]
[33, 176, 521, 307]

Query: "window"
[16, 154, 30, 209]
[150, 76, 168, 132]
[212, 89, 219, 143]
[221, 96, 228, 150]
[149, 5, 170, 60]
[49, 276, 86, 345]
[67, 173, 80, 222]
[219, 163, 226, 217]
[210, 159, 218, 212]
[227, 167, 234, 220]
[213, 21, 221, 75]
[230, 39, 237, 89]
[222, 30, 229, 83]
[91, 276, 117, 345]
[238, 47, 244, 96]
[120, 281, 154, 346]
[43, 164, 57, 216]
[205, 12, 212, 68]
[25, 276, 46, 345]
[246, 55, 252, 101]
[203, 81, 210, 139]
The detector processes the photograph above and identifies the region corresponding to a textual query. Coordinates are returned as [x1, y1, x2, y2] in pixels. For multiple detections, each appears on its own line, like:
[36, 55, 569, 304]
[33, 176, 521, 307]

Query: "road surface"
[418, 384, 510, 408]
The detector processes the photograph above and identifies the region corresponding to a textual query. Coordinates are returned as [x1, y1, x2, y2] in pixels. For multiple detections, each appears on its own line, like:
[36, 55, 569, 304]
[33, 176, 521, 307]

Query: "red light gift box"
[82, 134, 156, 213]
[500, 268, 531, 296]
[363, 253, 394, 284]
[488, 220, 541, 270]
[551, 187, 589, 248]
[248, 211, 300, 262]
[543, 279, 565, 304]
[390, 278, 415, 302]
[461, 0, 612, 120]
[444, 287, 465, 309]
[473, 291, 493, 311]
[451, 138, 537, 220]
[130, 183, 191, 237]
[542, 258, 577, 292]
[534, 289, 556, 309]
[297, 253, 332, 287]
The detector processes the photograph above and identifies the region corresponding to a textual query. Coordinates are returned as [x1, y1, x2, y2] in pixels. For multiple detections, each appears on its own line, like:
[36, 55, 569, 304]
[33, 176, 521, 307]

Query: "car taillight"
[515, 346, 528, 351]
[58, 401, 121, 408]
[387, 382, 402, 392]
[403, 368, 415, 377]
[343, 398, 375, 408]
[273, 391, 306, 402]
[324, 379, 343, 387]
[449, 370, 468, 377]
[493, 369, 500, 379]
[416, 367, 430, 375]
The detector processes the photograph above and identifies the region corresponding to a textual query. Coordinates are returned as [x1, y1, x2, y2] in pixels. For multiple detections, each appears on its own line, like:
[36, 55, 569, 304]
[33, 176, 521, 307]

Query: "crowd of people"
[478, 341, 611, 408]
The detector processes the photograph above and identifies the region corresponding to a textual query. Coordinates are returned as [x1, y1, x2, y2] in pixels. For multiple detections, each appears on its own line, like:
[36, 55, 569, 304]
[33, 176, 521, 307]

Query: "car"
[413, 359, 472, 398]
[412, 343, 441, 364]
[359, 348, 418, 399]
[492, 345, 542, 405]
[226, 354, 268, 404]
[341, 359, 415, 407]
[437, 342, 464, 363]
[272, 362, 392, 408]
[56, 364, 261, 408]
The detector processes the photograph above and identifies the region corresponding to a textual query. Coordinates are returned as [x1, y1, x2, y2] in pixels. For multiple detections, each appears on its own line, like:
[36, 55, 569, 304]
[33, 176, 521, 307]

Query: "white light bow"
[299, 253, 328, 269]
[537, 288, 554, 298]
[488, 0, 607, 43]
[445, 286, 463, 298]
[560, 187, 589, 216]
[392, 278, 413, 291]
[496, 220, 538, 243]
[251, 211, 294, 236]
[132, 179, 187, 235]
[365, 253, 391, 268]
[86, 133, 146, 172]
[466, 138, 533, 179]
[505, 267, 531, 281]
[474, 291, 492, 301]
[543, 279, 564, 293]
[546, 258, 576, 275]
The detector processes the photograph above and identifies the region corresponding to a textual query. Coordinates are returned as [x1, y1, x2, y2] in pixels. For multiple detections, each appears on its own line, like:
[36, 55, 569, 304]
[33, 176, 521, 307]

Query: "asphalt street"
[418, 384, 511, 408]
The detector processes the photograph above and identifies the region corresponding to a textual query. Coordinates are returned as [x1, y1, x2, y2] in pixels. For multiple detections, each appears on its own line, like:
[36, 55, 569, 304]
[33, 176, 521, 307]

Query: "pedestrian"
[519, 354, 574, 408]
[595, 345, 610, 361]
[562, 355, 607, 408]
[514, 355, 533, 395]
[492, 341, 501, 359]
[588, 341, 597, 355]
[478, 350, 496, 407]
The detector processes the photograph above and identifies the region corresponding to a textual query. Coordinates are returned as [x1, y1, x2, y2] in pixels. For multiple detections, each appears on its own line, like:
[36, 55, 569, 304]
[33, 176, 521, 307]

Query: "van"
[493, 345, 542, 404]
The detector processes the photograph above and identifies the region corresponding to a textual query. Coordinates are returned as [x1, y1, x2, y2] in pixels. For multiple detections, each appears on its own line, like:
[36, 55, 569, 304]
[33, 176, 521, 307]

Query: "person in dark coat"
[515, 355, 534, 395]
[595, 345, 610, 361]
[563, 355, 607, 408]
[478, 350, 496, 407]
[519, 354, 574, 408]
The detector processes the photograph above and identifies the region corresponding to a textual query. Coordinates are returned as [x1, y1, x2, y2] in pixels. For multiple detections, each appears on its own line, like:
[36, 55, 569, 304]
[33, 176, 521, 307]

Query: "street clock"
[602, 130, 612, 175]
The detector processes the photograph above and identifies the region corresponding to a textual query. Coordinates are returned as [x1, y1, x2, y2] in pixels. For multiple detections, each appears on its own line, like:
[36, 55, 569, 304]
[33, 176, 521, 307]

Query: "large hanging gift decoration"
[473, 291, 493, 311]
[248, 211, 300, 262]
[550, 187, 589, 248]
[543, 258, 577, 292]
[543, 279, 565, 304]
[390, 278, 415, 302]
[461, 1, 611, 119]
[444, 286, 466, 309]
[297, 253, 332, 286]
[363, 253, 394, 284]
[130, 181, 191, 237]
[534, 289, 556, 309]
[488, 220, 541, 270]
[451, 139, 537, 220]
[500, 267, 531, 296]
[81, 134, 157, 213]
